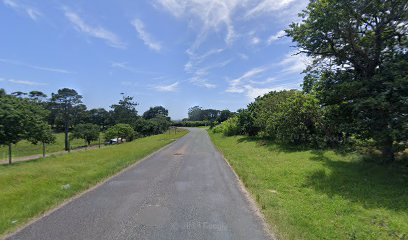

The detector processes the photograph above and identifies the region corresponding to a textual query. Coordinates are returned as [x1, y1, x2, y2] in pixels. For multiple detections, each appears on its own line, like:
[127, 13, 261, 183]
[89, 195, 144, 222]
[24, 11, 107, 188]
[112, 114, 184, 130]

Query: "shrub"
[212, 116, 240, 136]
[105, 124, 134, 142]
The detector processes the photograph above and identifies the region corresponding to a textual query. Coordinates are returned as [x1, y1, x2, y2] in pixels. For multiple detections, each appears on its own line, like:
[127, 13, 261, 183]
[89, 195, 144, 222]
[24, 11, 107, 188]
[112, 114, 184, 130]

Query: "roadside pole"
[43, 142, 46, 158]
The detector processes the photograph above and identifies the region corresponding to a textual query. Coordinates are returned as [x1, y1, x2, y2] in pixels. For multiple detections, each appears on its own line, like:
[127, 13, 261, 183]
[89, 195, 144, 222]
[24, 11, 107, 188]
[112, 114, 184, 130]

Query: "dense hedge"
[172, 121, 210, 127]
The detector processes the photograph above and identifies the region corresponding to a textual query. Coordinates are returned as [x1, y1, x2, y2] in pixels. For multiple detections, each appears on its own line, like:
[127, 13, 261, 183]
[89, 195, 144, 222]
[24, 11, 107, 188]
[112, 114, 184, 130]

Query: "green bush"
[212, 116, 240, 136]
[105, 124, 134, 142]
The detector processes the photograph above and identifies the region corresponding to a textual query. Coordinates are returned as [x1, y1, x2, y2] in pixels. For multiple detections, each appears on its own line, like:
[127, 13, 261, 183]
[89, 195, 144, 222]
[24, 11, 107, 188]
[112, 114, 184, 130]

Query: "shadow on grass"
[305, 150, 408, 212]
[236, 136, 408, 212]
[236, 136, 354, 155]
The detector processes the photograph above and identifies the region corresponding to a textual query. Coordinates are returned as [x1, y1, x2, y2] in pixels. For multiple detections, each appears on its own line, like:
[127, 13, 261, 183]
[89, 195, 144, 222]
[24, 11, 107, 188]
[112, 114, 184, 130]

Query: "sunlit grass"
[0, 129, 188, 236]
[0, 133, 103, 160]
[209, 132, 408, 240]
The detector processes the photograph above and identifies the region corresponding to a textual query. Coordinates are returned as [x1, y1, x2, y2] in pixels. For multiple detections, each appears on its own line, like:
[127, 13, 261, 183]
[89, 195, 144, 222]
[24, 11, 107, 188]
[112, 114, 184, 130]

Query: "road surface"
[8, 128, 271, 240]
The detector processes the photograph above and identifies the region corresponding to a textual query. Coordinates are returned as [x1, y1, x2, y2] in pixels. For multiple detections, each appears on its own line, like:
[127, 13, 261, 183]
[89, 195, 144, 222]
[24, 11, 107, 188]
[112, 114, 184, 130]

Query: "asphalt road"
[9, 128, 271, 240]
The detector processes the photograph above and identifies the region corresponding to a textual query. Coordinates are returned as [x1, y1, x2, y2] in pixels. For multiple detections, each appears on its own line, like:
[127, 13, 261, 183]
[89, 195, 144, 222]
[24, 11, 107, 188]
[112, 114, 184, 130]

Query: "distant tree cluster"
[0, 88, 172, 164]
[187, 106, 234, 123]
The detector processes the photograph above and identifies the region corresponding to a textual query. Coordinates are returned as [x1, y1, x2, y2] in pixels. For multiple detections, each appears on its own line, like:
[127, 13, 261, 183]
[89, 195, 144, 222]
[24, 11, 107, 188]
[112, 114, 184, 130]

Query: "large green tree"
[71, 123, 100, 146]
[50, 88, 83, 151]
[0, 94, 52, 163]
[142, 106, 169, 120]
[287, 0, 408, 161]
[110, 95, 138, 125]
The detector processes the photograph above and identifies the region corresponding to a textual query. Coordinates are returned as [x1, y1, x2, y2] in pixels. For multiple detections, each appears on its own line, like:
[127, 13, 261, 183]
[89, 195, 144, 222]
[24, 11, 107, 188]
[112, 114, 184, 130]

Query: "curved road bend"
[9, 128, 271, 240]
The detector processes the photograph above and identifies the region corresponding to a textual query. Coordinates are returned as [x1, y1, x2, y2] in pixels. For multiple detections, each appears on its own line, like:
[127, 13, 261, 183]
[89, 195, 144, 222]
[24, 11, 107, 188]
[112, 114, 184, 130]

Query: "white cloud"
[267, 30, 286, 44]
[154, 82, 179, 92]
[0, 58, 72, 74]
[64, 9, 126, 49]
[3, 0, 17, 8]
[279, 51, 309, 74]
[185, 48, 224, 73]
[25, 8, 41, 20]
[226, 66, 267, 93]
[7, 78, 46, 86]
[155, 0, 243, 50]
[246, 0, 296, 18]
[131, 19, 162, 52]
[110, 61, 161, 75]
[251, 36, 260, 45]
[238, 53, 249, 60]
[3, 0, 42, 21]
[244, 85, 283, 99]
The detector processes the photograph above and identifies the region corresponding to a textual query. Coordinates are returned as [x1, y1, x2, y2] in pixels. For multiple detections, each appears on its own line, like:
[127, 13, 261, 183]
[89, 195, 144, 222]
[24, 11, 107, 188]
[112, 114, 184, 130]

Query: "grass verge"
[0, 133, 103, 160]
[0, 129, 188, 236]
[209, 132, 408, 240]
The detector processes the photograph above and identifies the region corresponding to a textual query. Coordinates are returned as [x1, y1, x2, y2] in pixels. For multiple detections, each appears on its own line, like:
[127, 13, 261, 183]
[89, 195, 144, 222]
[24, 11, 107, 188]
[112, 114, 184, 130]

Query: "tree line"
[0, 88, 172, 164]
[213, 0, 407, 163]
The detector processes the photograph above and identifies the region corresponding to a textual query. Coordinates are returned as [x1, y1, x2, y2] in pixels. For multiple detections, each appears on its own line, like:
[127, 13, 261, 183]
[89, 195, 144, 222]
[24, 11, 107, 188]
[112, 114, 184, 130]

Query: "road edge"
[2, 131, 189, 240]
[207, 130, 278, 240]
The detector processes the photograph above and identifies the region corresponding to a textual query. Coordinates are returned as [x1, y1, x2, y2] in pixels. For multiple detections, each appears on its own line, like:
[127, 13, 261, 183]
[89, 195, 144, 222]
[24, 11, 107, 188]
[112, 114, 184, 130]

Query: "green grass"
[0, 129, 188, 236]
[209, 132, 408, 240]
[0, 133, 103, 160]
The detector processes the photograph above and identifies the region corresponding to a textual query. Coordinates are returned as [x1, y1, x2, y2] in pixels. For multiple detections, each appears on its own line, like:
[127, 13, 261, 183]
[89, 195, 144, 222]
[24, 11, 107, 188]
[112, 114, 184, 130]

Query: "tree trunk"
[8, 143, 12, 165]
[65, 122, 70, 152]
[42, 142, 46, 158]
[381, 137, 395, 163]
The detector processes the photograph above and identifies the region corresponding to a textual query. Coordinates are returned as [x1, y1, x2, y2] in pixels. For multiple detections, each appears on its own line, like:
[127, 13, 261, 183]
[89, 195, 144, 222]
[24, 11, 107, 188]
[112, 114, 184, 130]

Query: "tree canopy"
[286, 0, 408, 161]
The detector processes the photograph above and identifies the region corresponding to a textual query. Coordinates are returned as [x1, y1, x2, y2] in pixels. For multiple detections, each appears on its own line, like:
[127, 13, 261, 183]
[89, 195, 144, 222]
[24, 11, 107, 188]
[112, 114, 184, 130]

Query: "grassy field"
[209, 132, 408, 240]
[0, 133, 102, 160]
[0, 129, 188, 236]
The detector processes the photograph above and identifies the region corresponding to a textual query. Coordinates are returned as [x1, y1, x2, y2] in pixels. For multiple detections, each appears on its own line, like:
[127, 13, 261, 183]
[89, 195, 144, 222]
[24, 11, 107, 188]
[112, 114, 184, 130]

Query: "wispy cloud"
[3, 0, 42, 21]
[110, 61, 161, 75]
[267, 30, 286, 44]
[131, 19, 162, 52]
[279, 51, 309, 74]
[154, 82, 179, 92]
[244, 85, 283, 99]
[246, 0, 297, 18]
[0, 58, 73, 74]
[226, 66, 267, 93]
[3, 77, 47, 86]
[155, 0, 241, 51]
[64, 9, 126, 49]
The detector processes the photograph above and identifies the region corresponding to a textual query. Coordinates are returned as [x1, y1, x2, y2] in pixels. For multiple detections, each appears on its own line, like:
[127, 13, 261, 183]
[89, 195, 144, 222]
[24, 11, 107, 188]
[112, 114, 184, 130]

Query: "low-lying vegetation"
[209, 132, 408, 239]
[0, 129, 188, 236]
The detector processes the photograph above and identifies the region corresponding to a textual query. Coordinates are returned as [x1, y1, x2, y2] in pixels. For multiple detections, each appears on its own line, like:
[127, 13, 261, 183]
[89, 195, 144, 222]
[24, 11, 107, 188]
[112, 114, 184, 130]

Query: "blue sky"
[0, 0, 309, 119]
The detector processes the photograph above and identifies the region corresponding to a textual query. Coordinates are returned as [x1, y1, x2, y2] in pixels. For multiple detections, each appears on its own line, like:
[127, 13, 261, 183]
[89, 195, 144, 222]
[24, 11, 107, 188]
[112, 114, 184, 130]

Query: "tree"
[236, 107, 259, 136]
[202, 109, 220, 122]
[27, 123, 56, 158]
[0, 95, 51, 164]
[28, 91, 47, 103]
[254, 90, 298, 137]
[143, 106, 169, 120]
[50, 88, 83, 151]
[71, 123, 100, 146]
[188, 106, 203, 121]
[273, 93, 321, 145]
[88, 108, 111, 129]
[110, 95, 138, 125]
[217, 110, 234, 123]
[105, 124, 134, 143]
[286, 0, 408, 161]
